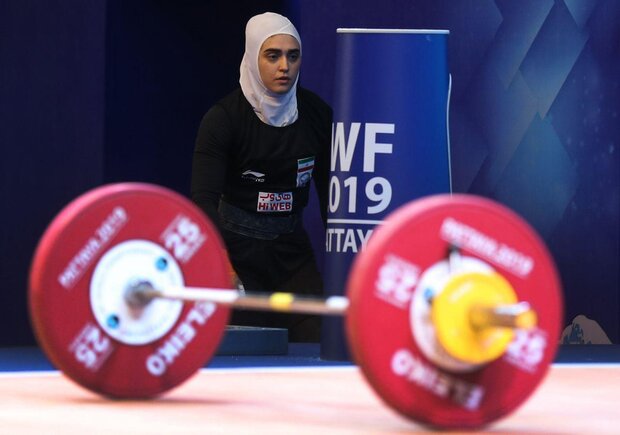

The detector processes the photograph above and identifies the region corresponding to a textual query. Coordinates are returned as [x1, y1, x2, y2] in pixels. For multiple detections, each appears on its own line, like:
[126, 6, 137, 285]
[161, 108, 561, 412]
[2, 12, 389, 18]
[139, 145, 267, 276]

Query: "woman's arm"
[313, 105, 333, 228]
[191, 104, 233, 228]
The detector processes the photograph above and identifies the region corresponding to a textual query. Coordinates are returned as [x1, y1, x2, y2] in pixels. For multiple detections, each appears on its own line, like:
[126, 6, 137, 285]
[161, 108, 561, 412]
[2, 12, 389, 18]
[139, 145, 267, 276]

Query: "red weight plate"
[346, 194, 563, 429]
[29, 183, 231, 398]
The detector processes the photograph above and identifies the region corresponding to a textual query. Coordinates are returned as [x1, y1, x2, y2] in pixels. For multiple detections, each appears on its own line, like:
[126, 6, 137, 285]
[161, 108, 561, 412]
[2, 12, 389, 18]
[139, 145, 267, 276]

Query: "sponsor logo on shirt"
[257, 192, 293, 212]
[296, 156, 315, 187]
[241, 170, 265, 183]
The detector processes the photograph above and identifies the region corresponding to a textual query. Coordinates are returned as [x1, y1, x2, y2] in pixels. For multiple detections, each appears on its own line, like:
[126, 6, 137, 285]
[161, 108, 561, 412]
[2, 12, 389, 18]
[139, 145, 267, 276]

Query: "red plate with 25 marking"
[29, 183, 231, 398]
[346, 194, 563, 429]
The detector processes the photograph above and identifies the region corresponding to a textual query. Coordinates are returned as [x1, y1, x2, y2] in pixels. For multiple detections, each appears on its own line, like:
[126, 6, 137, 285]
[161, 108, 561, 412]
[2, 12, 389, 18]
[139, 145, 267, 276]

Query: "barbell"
[28, 183, 563, 429]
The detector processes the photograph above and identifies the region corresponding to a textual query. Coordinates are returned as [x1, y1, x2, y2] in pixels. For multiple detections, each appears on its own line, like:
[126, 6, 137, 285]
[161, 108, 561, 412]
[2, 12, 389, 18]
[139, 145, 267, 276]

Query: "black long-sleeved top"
[191, 87, 332, 233]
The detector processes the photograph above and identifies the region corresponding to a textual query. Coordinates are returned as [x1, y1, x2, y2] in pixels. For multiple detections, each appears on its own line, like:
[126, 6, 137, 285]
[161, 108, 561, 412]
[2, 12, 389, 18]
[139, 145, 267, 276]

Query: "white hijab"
[239, 12, 301, 127]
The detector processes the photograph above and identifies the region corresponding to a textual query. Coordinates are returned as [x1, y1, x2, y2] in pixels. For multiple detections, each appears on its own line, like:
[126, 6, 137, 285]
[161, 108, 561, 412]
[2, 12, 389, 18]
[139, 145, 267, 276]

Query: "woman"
[191, 12, 332, 342]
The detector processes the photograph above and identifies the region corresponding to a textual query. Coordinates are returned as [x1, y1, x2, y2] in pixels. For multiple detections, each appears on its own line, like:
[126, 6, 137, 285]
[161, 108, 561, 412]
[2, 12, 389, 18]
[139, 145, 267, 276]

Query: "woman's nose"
[278, 57, 289, 71]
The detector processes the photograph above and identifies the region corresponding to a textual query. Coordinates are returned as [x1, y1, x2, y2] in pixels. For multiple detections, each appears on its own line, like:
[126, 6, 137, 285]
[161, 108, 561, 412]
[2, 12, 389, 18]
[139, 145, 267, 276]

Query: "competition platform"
[0, 341, 619, 434]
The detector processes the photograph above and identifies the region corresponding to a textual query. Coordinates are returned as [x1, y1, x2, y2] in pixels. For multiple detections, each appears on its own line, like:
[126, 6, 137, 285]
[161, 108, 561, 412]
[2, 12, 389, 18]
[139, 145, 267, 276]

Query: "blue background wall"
[293, 0, 620, 344]
[1, 0, 618, 345]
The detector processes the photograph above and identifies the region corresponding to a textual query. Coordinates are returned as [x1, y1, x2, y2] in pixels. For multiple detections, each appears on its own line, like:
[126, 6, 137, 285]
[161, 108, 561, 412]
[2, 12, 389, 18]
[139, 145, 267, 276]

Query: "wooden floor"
[1, 365, 618, 434]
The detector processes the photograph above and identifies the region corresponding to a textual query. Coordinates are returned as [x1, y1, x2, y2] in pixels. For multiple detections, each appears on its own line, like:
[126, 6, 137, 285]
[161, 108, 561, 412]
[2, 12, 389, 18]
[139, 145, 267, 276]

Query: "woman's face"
[258, 34, 301, 94]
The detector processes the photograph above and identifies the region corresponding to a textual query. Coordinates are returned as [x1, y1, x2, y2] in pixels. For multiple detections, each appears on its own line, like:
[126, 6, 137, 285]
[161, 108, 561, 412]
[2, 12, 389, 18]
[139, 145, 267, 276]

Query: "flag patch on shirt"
[257, 192, 293, 212]
[296, 156, 315, 187]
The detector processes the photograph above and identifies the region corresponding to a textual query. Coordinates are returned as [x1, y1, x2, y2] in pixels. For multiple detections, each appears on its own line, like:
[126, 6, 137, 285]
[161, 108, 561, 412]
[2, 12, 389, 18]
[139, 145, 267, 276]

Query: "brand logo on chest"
[257, 192, 293, 212]
[241, 170, 265, 183]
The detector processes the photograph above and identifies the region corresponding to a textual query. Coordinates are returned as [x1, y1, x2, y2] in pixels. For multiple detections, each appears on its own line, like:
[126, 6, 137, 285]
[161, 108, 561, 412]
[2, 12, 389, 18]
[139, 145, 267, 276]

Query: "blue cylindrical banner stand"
[321, 29, 452, 360]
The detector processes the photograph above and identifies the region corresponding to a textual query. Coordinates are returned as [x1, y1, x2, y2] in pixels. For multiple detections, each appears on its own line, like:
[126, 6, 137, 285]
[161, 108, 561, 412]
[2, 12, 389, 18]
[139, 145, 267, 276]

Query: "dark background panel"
[103, 0, 287, 191]
[1, 0, 107, 345]
[0, 0, 285, 345]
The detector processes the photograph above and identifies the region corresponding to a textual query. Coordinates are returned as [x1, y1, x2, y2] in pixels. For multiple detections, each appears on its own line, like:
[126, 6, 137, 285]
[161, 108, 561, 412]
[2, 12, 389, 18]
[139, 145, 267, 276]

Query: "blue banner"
[322, 29, 452, 359]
